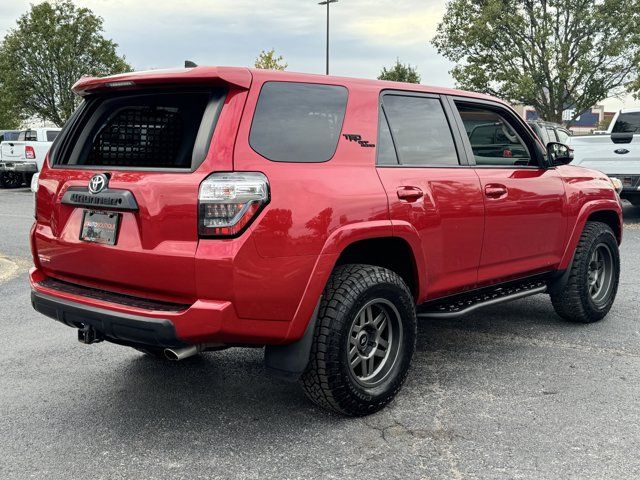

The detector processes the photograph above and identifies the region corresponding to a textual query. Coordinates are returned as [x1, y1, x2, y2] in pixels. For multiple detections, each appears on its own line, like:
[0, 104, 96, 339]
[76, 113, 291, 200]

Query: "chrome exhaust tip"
[164, 345, 199, 361]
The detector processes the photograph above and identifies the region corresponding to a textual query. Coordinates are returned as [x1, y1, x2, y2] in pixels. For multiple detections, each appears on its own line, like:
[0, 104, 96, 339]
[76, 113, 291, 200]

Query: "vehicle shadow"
[73, 297, 566, 438]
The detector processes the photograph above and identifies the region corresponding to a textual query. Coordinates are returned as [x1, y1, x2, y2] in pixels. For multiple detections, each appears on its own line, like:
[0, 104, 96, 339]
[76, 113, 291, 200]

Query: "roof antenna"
[185, 60, 197, 68]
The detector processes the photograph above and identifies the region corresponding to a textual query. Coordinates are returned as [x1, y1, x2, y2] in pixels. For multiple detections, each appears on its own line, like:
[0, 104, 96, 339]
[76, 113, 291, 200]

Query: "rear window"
[54, 90, 225, 169]
[19, 130, 37, 141]
[249, 82, 348, 163]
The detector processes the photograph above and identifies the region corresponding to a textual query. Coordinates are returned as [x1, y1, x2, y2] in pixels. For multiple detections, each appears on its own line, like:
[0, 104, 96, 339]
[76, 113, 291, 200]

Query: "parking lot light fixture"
[318, 0, 338, 75]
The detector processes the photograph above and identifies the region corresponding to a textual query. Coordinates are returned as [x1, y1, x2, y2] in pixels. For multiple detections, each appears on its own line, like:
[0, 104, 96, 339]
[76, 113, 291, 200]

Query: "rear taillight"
[198, 172, 269, 237]
[25, 146, 36, 159]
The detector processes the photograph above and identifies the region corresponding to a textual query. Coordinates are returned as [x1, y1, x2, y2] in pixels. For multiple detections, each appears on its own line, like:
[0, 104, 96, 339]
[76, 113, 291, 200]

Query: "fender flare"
[558, 199, 622, 270]
[282, 220, 425, 343]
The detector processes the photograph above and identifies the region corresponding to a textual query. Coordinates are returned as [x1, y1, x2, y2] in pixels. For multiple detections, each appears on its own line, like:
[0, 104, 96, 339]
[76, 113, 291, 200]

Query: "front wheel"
[300, 264, 417, 416]
[550, 221, 620, 323]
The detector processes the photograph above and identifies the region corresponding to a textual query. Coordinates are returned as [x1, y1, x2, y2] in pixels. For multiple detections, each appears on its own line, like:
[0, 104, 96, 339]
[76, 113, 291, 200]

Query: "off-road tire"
[300, 264, 417, 416]
[550, 221, 619, 323]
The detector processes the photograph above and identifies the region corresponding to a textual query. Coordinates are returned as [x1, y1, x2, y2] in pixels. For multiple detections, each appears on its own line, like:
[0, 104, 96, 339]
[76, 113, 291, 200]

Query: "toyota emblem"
[88, 174, 108, 194]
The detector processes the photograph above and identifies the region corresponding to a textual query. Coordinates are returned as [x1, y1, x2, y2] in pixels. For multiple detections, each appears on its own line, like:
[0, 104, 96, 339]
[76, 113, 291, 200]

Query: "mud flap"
[264, 299, 321, 382]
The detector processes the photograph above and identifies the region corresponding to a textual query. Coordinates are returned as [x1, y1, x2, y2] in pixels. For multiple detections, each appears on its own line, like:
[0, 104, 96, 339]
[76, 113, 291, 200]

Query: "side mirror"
[547, 142, 573, 166]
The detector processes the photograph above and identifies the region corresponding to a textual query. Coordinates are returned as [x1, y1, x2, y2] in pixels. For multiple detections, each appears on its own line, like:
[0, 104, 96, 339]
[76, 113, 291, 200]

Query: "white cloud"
[347, 6, 445, 46]
[0, 0, 637, 112]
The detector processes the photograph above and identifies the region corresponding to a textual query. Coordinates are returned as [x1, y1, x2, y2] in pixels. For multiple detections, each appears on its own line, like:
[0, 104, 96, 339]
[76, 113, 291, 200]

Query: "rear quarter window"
[249, 82, 348, 163]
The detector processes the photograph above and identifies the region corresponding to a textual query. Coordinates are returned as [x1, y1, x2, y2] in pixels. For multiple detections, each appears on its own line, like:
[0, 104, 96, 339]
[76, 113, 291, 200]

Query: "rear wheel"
[550, 221, 619, 323]
[300, 264, 416, 416]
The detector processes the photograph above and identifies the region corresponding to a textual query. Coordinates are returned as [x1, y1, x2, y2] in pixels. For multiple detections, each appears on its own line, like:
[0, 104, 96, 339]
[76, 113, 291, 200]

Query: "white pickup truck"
[569, 108, 640, 206]
[0, 127, 61, 188]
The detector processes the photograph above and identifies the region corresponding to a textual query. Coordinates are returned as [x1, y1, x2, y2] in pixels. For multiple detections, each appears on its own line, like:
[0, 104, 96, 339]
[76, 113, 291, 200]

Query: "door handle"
[484, 184, 508, 199]
[397, 186, 423, 202]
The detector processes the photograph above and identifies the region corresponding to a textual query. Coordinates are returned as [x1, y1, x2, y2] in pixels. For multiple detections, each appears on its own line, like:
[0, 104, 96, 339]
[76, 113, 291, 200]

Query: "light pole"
[318, 0, 337, 75]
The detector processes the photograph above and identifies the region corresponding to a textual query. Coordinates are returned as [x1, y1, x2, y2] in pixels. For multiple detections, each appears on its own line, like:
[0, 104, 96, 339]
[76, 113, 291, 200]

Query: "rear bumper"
[29, 268, 292, 347]
[31, 290, 187, 348]
[0, 161, 37, 173]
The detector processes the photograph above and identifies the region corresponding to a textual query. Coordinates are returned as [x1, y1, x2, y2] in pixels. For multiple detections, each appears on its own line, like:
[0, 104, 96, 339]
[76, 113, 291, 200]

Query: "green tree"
[0, 1, 131, 127]
[254, 49, 288, 71]
[378, 59, 421, 83]
[432, 0, 640, 123]
[0, 77, 23, 129]
[0, 92, 22, 129]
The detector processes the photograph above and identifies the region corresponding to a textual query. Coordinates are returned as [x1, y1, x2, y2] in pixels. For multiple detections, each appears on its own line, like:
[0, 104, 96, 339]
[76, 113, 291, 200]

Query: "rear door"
[450, 98, 567, 284]
[375, 91, 484, 299]
[34, 88, 230, 302]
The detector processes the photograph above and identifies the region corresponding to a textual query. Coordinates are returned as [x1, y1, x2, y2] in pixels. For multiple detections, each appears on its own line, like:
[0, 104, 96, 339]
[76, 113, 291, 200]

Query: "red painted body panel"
[30, 67, 623, 347]
[376, 167, 484, 300]
[475, 167, 567, 284]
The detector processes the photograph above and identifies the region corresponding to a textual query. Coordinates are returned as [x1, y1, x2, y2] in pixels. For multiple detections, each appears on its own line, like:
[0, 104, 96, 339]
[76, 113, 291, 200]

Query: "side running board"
[417, 279, 548, 319]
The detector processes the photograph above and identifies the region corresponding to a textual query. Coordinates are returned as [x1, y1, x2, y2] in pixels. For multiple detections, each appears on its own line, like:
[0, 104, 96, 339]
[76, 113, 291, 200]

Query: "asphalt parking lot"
[1, 187, 639, 480]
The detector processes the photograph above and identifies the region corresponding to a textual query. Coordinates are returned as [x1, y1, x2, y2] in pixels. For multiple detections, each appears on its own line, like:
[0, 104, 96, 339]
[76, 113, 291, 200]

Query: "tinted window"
[381, 95, 458, 166]
[457, 104, 533, 166]
[612, 112, 640, 133]
[250, 82, 347, 163]
[56, 90, 220, 169]
[46, 130, 60, 142]
[377, 111, 398, 165]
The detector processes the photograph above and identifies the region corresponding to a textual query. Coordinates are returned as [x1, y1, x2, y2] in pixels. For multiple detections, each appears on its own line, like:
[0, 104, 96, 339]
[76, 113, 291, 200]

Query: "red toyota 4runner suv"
[30, 67, 622, 416]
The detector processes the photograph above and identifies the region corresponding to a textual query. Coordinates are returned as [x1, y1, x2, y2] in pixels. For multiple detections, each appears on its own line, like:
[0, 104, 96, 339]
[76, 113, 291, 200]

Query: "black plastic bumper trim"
[31, 290, 187, 348]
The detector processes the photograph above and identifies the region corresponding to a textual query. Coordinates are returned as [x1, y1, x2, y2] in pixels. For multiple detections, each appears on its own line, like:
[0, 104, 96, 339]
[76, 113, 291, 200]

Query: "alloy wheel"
[347, 298, 403, 388]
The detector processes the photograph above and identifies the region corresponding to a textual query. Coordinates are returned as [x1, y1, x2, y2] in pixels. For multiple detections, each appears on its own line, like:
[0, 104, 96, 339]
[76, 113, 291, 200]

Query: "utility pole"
[318, 0, 337, 75]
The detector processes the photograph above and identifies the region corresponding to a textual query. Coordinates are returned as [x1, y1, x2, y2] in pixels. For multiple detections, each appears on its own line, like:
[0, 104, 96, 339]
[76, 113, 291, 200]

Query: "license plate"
[80, 210, 120, 245]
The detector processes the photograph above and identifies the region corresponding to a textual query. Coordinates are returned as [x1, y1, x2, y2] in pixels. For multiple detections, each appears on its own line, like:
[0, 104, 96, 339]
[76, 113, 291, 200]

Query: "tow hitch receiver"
[78, 325, 103, 344]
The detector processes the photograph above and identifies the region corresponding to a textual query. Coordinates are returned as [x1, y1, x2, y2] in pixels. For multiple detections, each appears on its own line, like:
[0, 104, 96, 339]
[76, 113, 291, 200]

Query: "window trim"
[248, 80, 349, 164]
[376, 90, 470, 168]
[447, 96, 548, 169]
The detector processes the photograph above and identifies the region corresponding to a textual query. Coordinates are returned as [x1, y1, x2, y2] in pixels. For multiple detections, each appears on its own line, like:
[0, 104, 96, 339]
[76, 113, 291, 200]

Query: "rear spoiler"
[72, 66, 252, 96]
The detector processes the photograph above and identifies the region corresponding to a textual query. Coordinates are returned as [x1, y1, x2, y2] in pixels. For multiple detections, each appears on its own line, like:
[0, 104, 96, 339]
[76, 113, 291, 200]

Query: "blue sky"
[1, 0, 638, 111]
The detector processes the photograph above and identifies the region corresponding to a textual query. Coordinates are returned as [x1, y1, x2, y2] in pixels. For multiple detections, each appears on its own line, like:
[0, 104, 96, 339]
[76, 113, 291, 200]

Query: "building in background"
[512, 104, 616, 135]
